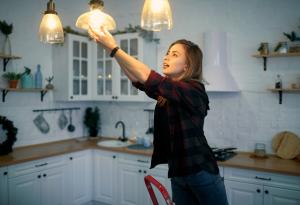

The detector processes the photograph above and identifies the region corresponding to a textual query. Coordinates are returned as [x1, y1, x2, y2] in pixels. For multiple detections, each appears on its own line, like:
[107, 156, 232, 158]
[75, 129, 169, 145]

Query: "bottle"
[35, 64, 43, 88]
[275, 74, 282, 89]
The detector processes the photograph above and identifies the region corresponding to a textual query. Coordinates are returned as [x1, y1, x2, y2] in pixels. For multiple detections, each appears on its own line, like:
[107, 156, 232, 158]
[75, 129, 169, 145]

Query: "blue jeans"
[171, 170, 228, 205]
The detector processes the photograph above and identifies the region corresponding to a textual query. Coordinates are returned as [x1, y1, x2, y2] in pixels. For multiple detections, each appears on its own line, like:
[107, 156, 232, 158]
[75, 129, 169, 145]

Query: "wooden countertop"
[0, 137, 299, 176]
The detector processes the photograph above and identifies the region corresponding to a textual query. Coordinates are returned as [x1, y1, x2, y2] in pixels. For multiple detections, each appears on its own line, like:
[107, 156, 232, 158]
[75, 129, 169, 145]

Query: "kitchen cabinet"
[0, 166, 8, 205]
[117, 154, 170, 205]
[92, 32, 157, 101]
[8, 155, 66, 205]
[224, 167, 300, 205]
[53, 33, 93, 101]
[65, 150, 92, 205]
[93, 150, 119, 205]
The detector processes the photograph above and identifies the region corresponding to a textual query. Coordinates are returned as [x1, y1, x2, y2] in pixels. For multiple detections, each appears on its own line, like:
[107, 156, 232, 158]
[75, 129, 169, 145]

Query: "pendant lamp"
[39, 0, 64, 44]
[141, 0, 173, 31]
[76, 0, 116, 33]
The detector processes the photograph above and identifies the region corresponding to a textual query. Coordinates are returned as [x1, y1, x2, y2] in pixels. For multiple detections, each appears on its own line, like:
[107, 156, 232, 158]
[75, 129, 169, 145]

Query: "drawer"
[8, 155, 66, 178]
[224, 167, 300, 191]
[119, 153, 151, 166]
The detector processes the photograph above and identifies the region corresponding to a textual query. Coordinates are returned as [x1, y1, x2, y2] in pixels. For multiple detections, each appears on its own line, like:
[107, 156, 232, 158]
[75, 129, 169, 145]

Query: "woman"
[89, 26, 228, 205]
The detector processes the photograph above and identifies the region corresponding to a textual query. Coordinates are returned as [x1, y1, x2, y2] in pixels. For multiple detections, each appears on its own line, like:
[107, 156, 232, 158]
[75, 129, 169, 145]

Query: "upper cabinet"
[53, 34, 93, 101]
[92, 33, 156, 101]
[53, 33, 156, 102]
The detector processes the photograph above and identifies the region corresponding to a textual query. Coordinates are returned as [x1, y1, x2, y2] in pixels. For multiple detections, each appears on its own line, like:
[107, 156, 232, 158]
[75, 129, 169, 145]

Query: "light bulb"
[141, 0, 173, 31]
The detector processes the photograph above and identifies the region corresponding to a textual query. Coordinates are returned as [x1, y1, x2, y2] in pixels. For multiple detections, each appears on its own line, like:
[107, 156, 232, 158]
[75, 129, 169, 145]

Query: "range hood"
[203, 32, 239, 92]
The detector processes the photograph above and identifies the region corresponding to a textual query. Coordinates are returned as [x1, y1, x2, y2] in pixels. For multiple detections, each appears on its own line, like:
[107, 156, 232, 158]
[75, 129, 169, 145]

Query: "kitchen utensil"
[58, 110, 68, 130]
[33, 112, 49, 134]
[67, 110, 75, 132]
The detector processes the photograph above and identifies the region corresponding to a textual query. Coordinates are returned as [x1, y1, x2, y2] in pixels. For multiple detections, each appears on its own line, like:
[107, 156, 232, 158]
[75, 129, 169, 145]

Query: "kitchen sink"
[97, 140, 129, 148]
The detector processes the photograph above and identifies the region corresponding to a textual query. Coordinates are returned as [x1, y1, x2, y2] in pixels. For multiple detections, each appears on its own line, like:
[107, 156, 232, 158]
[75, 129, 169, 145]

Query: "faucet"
[115, 121, 127, 142]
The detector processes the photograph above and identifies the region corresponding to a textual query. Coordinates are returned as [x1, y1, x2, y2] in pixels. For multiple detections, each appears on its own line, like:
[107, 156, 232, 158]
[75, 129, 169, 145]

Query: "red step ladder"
[144, 175, 174, 205]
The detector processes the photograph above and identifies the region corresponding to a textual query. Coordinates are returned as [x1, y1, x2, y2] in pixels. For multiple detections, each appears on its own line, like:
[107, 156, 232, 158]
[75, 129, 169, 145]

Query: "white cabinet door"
[53, 33, 92, 101]
[93, 150, 118, 205]
[263, 186, 300, 205]
[93, 32, 156, 102]
[0, 167, 8, 205]
[66, 150, 92, 205]
[41, 166, 65, 205]
[118, 162, 143, 205]
[224, 180, 263, 205]
[9, 172, 41, 205]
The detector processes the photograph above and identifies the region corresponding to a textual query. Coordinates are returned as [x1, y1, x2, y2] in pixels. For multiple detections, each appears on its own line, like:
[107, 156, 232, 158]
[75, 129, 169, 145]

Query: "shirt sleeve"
[144, 70, 209, 111]
[132, 81, 159, 100]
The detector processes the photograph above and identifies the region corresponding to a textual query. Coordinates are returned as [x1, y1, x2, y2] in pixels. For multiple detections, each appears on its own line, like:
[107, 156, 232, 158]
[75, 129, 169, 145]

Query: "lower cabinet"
[117, 154, 170, 205]
[65, 150, 92, 205]
[0, 166, 8, 205]
[8, 156, 66, 205]
[224, 167, 300, 205]
[93, 150, 118, 205]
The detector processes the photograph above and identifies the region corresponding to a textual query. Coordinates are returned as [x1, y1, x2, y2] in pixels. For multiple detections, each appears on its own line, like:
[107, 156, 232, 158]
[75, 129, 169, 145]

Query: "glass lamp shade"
[39, 14, 64, 44]
[141, 0, 173, 31]
[76, 9, 116, 32]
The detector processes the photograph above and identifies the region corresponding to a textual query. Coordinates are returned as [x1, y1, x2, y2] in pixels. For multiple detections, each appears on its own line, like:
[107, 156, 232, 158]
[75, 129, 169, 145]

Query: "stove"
[211, 147, 237, 161]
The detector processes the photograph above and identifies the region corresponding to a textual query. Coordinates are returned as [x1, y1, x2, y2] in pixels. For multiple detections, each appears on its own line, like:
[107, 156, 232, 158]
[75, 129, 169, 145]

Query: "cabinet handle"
[35, 163, 48, 167]
[256, 189, 261, 193]
[69, 157, 73, 160]
[138, 169, 142, 173]
[137, 159, 149, 163]
[113, 155, 116, 159]
[265, 190, 269, 194]
[255, 176, 271, 181]
[3, 171, 8, 176]
[43, 174, 47, 177]
[38, 175, 41, 178]
[143, 170, 147, 174]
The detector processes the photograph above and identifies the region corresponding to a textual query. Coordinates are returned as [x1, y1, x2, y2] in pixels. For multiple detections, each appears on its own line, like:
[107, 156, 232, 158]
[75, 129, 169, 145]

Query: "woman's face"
[163, 43, 188, 80]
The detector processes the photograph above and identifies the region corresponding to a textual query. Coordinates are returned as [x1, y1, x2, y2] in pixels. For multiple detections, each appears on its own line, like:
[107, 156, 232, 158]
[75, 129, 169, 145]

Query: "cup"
[254, 143, 266, 157]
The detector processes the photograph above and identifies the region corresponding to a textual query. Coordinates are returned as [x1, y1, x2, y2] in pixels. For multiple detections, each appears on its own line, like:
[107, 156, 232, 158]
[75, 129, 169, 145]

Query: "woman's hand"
[88, 25, 118, 52]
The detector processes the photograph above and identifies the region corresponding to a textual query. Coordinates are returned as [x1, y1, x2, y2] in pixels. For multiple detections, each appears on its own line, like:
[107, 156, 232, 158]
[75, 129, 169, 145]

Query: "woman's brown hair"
[168, 39, 203, 81]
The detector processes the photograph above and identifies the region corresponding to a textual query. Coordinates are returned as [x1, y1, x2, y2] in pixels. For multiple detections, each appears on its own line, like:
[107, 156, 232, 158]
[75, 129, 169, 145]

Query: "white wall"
[0, 0, 299, 153]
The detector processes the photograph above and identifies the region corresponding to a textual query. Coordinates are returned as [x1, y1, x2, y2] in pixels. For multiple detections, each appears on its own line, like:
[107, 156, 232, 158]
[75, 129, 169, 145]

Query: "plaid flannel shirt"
[133, 70, 219, 178]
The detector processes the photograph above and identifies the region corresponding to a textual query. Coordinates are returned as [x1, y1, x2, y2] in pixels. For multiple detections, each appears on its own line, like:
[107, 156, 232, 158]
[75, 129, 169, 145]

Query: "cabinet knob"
[69, 157, 73, 160]
[265, 190, 269, 194]
[38, 175, 41, 178]
[3, 171, 8, 176]
[138, 169, 142, 173]
[256, 189, 261, 193]
[43, 174, 47, 177]
[143, 170, 147, 174]
[113, 155, 116, 159]
[70, 96, 73, 99]
[115, 96, 118, 99]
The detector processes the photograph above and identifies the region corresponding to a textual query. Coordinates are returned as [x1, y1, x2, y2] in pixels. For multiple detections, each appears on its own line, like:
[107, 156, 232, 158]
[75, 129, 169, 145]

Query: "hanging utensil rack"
[32, 107, 80, 112]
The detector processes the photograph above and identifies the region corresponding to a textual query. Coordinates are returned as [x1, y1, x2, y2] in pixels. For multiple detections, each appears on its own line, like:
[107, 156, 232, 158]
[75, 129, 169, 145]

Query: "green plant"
[84, 107, 101, 137]
[2, 72, 22, 80]
[0, 20, 13, 36]
[283, 31, 300, 42]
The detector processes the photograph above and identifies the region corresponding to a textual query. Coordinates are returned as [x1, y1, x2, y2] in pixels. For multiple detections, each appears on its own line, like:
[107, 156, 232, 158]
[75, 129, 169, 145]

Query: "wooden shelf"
[0, 53, 22, 72]
[0, 88, 52, 102]
[267, 88, 300, 104]
[252, 52, 300, 71]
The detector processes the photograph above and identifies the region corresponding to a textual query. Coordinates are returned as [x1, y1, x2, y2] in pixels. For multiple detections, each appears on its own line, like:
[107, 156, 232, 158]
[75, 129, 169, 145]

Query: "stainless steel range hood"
[203, 32, 239, 92]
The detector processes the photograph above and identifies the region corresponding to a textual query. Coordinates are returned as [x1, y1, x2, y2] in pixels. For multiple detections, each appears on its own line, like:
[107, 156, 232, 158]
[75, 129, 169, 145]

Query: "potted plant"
[0, 20, 13, 55]
[84, 107, 101, 137]
[2, 72, 22, 88]
[283, 31, 300, 53]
